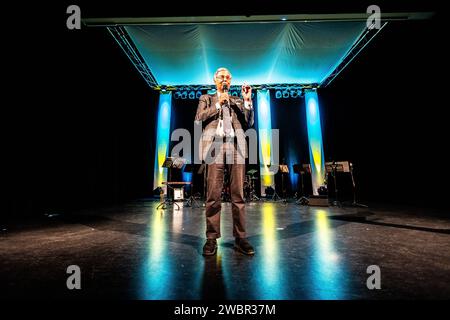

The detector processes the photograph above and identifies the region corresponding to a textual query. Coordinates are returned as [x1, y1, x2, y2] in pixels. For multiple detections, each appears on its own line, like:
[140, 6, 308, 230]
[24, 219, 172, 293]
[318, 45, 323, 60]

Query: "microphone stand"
[331, 161, 342, 207]
[347, 162, 368, 208]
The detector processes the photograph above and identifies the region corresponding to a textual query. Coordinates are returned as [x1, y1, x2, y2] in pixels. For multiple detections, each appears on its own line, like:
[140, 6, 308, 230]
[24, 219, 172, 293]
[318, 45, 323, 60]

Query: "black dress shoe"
[234, 238, 255, 255]
[202, 239, 218, 256]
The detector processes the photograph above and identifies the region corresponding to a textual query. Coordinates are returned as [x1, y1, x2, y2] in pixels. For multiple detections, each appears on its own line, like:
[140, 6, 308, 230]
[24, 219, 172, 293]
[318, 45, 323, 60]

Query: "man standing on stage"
[195, 67, 255, 256]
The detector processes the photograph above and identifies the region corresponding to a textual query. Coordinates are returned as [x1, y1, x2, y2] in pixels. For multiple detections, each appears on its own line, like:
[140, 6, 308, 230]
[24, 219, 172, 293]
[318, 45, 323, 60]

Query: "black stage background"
[4, 0, 446, 221]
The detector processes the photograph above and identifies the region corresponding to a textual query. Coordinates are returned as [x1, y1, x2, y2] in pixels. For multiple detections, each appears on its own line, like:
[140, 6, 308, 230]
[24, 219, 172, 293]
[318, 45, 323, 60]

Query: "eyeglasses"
[216, 74, 231, 80]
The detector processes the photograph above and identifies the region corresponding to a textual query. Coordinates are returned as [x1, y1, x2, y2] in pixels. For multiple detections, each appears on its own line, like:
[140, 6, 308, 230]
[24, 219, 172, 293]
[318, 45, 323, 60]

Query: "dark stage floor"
[1, 200, 449, 300]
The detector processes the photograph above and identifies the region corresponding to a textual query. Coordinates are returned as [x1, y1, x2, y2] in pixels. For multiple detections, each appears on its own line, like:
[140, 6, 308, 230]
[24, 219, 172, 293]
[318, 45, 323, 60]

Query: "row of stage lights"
[174, 91, 203, 99]
[173, 90, 256, 100]
[274, 89, 305, 99]
[158, 84, 317, 100]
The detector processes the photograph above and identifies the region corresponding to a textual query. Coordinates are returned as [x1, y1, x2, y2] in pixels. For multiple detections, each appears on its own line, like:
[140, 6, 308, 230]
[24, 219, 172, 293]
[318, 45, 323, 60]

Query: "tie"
[222, 104, 232, 136]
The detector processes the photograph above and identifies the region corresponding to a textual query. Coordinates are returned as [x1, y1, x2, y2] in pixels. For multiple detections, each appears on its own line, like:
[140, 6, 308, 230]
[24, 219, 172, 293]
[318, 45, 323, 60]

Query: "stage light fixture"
[282, 90, 289, 98]
[181, 91, 187, 99]
[174, 92, 181, 99]
[275, 90, 282, 99]
[257, 89, 274, 192]
[196, 91, 202, 99]
[290, 90, 298, 98]
[305, 90, 325, 196]
[153, 93, 172, 191]
[188, 91, 195, 99]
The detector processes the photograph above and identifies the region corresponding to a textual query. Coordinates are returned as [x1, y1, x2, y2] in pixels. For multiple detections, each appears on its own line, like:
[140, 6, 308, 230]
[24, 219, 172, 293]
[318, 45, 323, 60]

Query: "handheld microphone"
[222, 83, 229, 93]
[221, 83, 229, 107]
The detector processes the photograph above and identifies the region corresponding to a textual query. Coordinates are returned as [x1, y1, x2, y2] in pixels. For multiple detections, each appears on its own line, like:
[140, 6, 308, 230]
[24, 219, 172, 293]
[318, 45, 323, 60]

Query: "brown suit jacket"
[195, 93, 254, 162]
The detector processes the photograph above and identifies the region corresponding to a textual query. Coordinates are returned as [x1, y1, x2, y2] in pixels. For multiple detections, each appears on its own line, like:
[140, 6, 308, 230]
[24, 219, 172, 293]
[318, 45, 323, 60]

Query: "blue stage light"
[290, 90, 298, 98]
[188, 91, 195, 99]
[282, 90, 289, 98]
[174, 92, 181, 99]
[305, 90, 325, 196]
[181, 91, 187, 99]
[257, 89, 275, 194]
[196, 91, 202, 98]
[153, 93, 172, 192]
[275, 90, 282, 99]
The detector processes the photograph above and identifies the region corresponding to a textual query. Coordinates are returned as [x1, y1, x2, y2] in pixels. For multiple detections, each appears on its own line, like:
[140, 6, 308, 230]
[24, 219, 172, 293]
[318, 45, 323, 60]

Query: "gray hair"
[214, 67, 232, 81]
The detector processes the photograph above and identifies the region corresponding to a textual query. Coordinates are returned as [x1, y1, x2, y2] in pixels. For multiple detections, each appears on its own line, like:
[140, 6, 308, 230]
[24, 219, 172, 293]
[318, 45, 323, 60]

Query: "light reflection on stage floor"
[138, 202, 353, 300]
[1, 200, 449, 299]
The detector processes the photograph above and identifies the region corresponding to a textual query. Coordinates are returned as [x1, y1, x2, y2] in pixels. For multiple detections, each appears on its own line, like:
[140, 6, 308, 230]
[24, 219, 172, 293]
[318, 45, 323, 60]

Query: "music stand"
[293, 164, 309, 205]
[325, 161, 344, 207]
[267, 165, 285, 203]
[246, 169, 260, 201]
[345, 162, 368, 208]
[156, 157, 186, 210]
[172, 157, 186, 169]
[279, 164, 289, 204]
[162, 157, 175, 196]
[183, 164, 201, 208]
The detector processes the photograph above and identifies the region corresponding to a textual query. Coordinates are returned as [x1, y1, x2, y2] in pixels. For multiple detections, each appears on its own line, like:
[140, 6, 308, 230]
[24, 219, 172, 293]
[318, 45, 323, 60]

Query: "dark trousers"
[205, 144, 246, 239]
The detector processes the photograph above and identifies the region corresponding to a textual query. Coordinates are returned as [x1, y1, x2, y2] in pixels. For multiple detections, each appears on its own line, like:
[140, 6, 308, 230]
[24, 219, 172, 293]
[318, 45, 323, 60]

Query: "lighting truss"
[169, 84, 320, 99]
[107, 26, 159, 88]
[94, 13, 432, 91]
[320, 21, 389, 87]
[106, 22, 387, 93]
[172, 84, 317, 91]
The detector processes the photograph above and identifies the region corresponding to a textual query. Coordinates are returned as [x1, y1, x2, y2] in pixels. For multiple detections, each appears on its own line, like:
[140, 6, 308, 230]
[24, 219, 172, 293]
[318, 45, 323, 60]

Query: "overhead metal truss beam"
[164, 84, 318, 100]
[157, 83, 318, 92]
[107, 26, 158, 88]
[320, 21, 389, 87]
